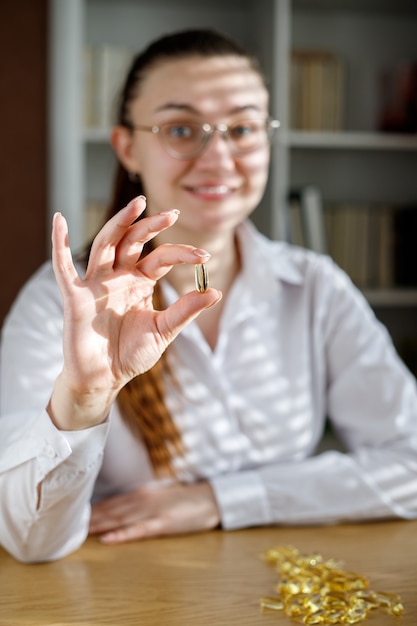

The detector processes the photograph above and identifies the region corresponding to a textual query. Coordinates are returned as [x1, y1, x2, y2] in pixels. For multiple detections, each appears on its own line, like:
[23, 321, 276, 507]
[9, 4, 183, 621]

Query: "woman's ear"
[110, 126, 141, 174]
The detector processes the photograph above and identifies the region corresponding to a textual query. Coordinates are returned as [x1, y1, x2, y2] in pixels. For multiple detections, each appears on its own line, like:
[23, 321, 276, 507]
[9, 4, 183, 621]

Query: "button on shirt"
[1, 220, 417, 562]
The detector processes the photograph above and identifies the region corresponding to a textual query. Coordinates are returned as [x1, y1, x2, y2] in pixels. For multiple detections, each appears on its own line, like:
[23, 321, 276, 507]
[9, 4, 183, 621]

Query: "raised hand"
[48, 196, 221, 430]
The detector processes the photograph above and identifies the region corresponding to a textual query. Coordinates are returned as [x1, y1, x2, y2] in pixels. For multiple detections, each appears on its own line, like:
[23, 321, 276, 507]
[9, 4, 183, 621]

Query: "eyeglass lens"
[159, 119, 275, 158]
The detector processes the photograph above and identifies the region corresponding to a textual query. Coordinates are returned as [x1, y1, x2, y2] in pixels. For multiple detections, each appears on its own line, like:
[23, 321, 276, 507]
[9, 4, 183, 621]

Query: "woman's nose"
[197, 127, 236, 164]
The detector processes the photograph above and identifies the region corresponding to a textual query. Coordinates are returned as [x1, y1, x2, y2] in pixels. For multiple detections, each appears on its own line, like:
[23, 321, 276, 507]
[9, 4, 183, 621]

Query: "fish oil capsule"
[195, 263, 209, 293]
[260, 545, 404, 623]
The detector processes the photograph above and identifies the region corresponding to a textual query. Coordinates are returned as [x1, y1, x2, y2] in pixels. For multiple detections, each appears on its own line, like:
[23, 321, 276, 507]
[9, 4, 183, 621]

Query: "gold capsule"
[260, 545, 404, 624]
[259, 596, 284, 611]
[195, 263, 209, 293]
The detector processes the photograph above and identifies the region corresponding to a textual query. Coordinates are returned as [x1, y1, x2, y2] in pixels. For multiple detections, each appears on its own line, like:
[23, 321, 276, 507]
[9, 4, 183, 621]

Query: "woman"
[1, 29, 417, 563]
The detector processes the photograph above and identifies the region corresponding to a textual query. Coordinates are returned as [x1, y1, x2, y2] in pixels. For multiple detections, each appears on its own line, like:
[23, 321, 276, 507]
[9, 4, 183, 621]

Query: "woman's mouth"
[186, 184, 233, 198]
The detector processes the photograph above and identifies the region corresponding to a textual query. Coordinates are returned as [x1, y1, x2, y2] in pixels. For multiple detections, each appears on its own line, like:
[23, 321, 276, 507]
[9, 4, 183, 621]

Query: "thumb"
[157, 289, 222, 343]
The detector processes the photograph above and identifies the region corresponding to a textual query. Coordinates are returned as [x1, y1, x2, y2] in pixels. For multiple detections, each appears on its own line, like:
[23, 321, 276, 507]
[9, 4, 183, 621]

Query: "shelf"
[363, 289, 417, 307]
[286, 131, 417, 151]
[293, 0, 417, 14]
[85, 128, 417, 151]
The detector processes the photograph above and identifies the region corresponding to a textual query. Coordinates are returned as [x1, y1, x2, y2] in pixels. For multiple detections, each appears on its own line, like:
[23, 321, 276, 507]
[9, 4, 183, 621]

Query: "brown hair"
[97, 29, 264, 475]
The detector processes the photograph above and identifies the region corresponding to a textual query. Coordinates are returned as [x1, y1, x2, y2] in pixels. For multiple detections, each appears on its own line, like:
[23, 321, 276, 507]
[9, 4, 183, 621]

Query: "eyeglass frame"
[123, 117, 280, 160]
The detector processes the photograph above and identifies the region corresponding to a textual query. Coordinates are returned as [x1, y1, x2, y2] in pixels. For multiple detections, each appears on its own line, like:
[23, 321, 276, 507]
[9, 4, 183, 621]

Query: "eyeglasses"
[125, 118, 280, 160]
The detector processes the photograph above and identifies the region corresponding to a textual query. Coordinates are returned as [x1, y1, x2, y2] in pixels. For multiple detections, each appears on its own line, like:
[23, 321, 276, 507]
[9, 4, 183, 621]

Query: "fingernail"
[208, 290, 222, 307]
[159, 209, 180, 216]
[193, 248, 211, 259]
[126, 196, 146, 210]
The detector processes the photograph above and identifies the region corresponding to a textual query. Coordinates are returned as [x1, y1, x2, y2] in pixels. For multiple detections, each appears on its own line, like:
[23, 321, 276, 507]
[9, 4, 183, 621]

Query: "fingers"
[98, 518, 166, 544]
[85, 196, 147, 277]
[86, 197, 184, 277]
[138, 244, 211, 283]
[57, 195, 213, 289]
[115, 209, 181, 269]
[51, 212, 79, 297]
[93, 481, 221, 544]
[51, 198, 222, 356]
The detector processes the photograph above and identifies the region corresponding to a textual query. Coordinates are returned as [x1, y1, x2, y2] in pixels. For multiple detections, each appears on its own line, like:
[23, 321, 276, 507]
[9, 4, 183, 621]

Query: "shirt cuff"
[210, 470, 272, 530]
[60, 419, 110, 467]
[0, 409, 110, 475]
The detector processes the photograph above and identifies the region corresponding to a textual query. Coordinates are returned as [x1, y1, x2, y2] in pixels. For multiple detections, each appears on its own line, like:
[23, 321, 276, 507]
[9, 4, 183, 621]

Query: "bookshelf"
[48, 0, 417, 369]
[48, 0, 284, 251]
[285, 0, 417, 372]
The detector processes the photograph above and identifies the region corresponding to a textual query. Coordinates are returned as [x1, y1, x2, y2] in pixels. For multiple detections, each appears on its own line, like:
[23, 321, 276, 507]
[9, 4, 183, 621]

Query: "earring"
[128, 171, 141, 183]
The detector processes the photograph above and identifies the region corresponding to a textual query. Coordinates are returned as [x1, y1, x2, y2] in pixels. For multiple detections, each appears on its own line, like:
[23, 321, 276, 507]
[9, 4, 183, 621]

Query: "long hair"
[92, 29, 263, 475]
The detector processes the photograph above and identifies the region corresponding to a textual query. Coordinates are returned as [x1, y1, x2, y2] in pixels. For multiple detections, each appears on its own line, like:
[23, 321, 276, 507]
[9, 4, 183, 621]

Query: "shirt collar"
[237, 220, 305, 288]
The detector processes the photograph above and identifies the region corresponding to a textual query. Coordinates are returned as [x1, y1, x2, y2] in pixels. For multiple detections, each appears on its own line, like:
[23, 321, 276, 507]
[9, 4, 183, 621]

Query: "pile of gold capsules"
[259, 545, 403, 624]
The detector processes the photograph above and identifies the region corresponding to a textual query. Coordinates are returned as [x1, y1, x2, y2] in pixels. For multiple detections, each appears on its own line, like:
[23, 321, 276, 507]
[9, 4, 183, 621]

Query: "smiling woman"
[1, 28, 417, 564]
[111, 47, 274, 239]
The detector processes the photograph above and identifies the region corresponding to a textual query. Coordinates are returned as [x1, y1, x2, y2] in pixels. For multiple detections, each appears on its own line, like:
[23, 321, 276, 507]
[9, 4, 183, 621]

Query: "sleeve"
[0, 263, 109, 563]
[210, 257, 417, 530]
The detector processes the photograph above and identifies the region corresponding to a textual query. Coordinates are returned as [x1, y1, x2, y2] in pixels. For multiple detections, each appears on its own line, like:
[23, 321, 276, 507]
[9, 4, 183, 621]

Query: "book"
[392, 205, 417, 286]
[84, 45, 134, 128]
[376, 205, 395, 289]
[290, 50, 346, 131]
[288, 185, 327, 254]
[322, 202, 417, 290]
[288, 192, 305, 247]
[378, 61, 417, 133]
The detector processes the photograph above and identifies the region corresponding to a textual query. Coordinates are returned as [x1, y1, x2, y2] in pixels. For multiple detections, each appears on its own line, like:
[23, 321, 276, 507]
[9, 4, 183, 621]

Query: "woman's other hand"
[89, 480, 220, 543]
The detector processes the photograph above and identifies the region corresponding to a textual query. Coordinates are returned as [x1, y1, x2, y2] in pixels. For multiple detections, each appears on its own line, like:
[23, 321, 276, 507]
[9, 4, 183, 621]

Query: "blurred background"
[0, 1, 48, 326]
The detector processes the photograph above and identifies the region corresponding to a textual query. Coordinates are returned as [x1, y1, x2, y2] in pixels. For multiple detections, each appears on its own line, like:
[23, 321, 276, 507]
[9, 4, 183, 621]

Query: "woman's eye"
[231, 123, 254, 137]
[167, 125, 193, 139]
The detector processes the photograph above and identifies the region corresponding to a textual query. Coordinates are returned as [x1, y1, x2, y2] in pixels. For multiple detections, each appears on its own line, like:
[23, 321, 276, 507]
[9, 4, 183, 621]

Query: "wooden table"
[0, 520, 416, 625]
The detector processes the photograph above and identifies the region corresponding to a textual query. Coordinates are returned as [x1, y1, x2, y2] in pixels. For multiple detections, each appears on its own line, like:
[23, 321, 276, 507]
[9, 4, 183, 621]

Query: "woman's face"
[117, 55, 272, 239]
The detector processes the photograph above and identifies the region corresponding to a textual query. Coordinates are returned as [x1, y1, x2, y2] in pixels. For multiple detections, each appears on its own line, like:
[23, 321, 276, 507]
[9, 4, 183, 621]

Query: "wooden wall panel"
[0, 0, 48, 325]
